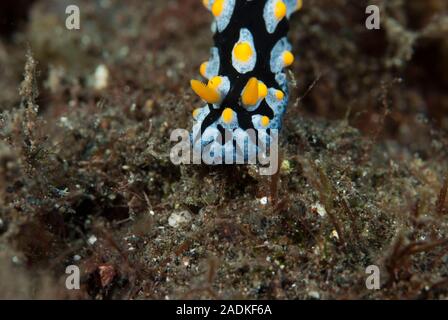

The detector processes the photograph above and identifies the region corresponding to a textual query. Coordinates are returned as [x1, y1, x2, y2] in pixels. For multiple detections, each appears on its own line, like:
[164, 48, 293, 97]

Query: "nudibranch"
[190, 0, 302, 163]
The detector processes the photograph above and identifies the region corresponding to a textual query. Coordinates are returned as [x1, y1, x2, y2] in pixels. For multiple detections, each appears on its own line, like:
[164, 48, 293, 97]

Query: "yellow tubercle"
[192, 108, 201, 119]
[258, 82, 268, 99]
[296, 0, 303, 10]
[190, 80, 220, 104]
[274, 0, 287, 21]
[200, 62, 208, 78]
[233, 42, 253, 63]
[242, 78, 259, 106]
[261, 116, 270, 127]
[202, 0, 209, 9]
[275, 90, 285, 101]
[222, 108, 234, 124]
[283, 51, 295, 67]
[212, 0, 224, 17]
[207, 76, 222, 90]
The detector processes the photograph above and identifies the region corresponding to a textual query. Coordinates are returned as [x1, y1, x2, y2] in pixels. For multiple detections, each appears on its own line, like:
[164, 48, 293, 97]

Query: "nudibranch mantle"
[190, 0, 302, 162]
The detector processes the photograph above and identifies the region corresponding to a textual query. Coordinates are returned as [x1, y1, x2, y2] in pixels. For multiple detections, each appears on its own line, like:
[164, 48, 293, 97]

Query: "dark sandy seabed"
[0, 0, 447, 300]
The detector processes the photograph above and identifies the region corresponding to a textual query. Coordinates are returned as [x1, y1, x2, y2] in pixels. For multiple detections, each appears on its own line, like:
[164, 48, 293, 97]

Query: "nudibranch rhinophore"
[190, 0, 302, 163]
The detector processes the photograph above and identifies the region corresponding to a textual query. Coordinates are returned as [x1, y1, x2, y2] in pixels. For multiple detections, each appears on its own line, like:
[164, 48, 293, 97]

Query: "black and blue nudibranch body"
[190, 0, 302, 159]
